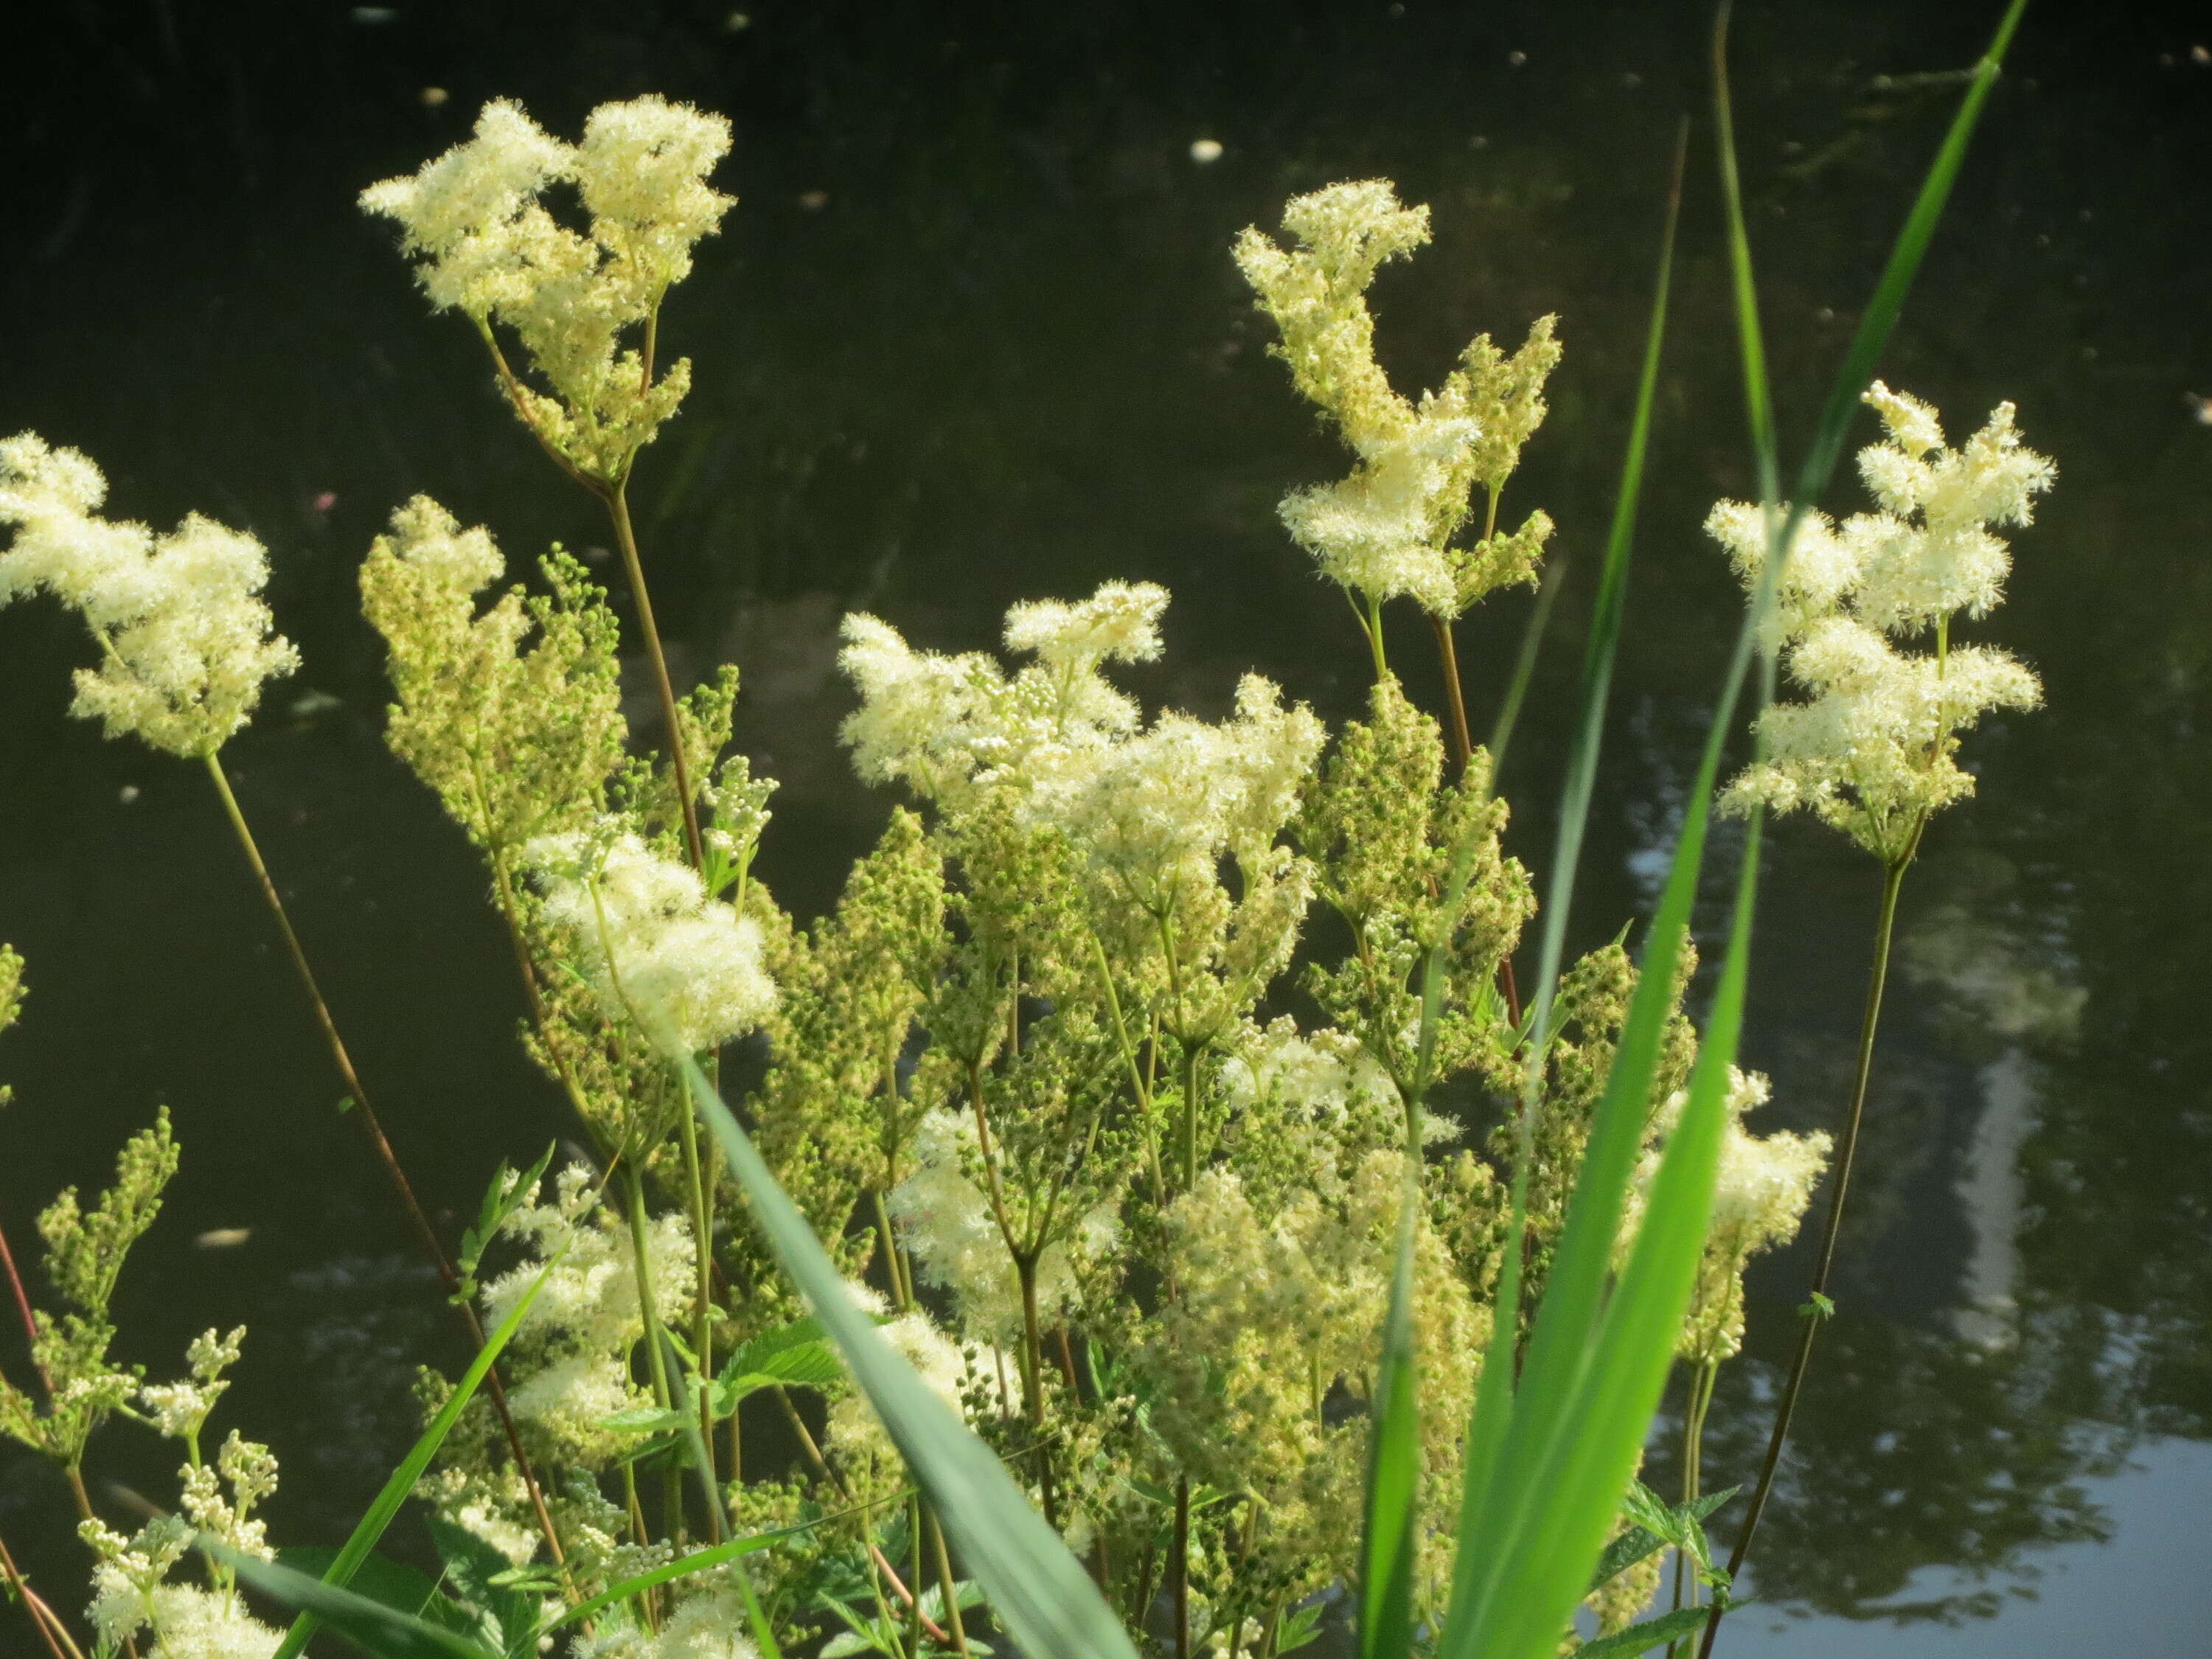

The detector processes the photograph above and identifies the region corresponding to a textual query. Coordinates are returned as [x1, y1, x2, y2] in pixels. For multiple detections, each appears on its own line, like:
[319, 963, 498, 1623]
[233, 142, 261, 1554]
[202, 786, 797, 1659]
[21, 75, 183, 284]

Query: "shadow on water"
[0, 1, 2208, 1647]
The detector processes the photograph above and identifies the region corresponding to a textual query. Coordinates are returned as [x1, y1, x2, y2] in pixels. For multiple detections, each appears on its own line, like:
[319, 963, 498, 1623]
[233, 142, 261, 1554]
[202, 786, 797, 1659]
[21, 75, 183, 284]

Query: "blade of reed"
[220, 1543, 502, 1659]
[1446, 0, 2029, 1641]
[1365, 532, 1572, 1657]
[1355, 1203, 1420, 1659]
[1441, 120, 1688, 1645]
[681, 1056, 1140, 1659]
[1695, 10, 2031, 1653]
[270, 1245, 566, 1659]
[542, 1529, 780, 1635]
[1464, 830, 1759, 1659]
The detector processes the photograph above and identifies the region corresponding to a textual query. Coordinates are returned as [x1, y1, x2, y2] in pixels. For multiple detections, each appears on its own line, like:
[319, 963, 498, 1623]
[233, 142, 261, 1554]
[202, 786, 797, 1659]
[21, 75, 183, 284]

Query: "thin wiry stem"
[198, 754, 571, 1574]
[0, 1528, 82, 1659]
[1700, 854, 1910, 1656]
[1430, 611, 1476, 775]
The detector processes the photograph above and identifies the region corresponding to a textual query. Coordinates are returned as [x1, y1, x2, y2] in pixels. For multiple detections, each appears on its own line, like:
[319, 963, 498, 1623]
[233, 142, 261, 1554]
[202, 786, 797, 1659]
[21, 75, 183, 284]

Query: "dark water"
[1, 2, 2208, 1652]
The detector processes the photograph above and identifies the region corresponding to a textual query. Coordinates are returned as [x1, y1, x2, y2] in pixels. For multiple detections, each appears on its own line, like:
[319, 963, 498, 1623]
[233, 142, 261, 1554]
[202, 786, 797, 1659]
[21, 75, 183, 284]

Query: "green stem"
[603, 481, 708, 872]
[677, 1100, 720, 1503]
[1704, 855, 1910, 1652]
[1182, 1044, 1202, 1195]
[927, 1503, 971, 1658]
[1669, 1360, 1719, 1656]
[622, 1169, 684, 1545]
[1365, 593, 1390, 681]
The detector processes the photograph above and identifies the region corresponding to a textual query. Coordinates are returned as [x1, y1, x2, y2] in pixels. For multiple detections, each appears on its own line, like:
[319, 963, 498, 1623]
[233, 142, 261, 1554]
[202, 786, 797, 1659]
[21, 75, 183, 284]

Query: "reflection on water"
[0, 2, 2207, 1649]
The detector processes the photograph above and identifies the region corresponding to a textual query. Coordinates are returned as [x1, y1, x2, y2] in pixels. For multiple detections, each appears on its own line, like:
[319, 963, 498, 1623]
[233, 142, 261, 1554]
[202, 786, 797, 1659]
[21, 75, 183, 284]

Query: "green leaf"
[540, 1528, 786, 1637]
[1357, 1189, 1419, 1659]
[456, 1143, 556, 1297]
[1585, 1528, 1666, 1596]
[683, 1054, 1141, 1659]
[276, 1548, 473, 1635]
[423, 1515, 542, 1658]
[1569, 1605, 1712, 1659]
[219, 1543, 501, 1659]
[1276, 1601, 1326, 1655]
[714, 1320, 844, 1409]
[270, 1234, 569, 1659]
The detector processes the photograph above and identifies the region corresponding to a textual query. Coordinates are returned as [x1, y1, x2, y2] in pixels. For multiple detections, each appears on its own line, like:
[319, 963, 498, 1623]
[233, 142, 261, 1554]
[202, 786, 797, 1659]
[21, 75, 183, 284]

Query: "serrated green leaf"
[1569, 1604, 1711, 1659]
[1585, 1528, 1667, 1596]
[424, 1514, 541, 1658]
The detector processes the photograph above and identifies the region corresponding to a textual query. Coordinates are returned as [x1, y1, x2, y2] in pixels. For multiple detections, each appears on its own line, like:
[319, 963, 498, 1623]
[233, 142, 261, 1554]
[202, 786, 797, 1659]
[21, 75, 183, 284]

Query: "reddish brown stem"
[201, 757, 568, 1574]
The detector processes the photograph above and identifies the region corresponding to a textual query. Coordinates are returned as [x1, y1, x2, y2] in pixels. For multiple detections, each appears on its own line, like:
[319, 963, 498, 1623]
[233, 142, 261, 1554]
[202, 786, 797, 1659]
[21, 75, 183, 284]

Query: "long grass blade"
[1355, 1194, 1420, 1659]
[1694, 9, 2032, 1652]
[1447, 3, 2031, 1644]
[270, 1243, 566, 1659]
[223, 1543, 502, 1659]
[681, 1056, 1139, 1659]
[542, 1529, 782, 1635]
[1441, 119, 1688, 1644]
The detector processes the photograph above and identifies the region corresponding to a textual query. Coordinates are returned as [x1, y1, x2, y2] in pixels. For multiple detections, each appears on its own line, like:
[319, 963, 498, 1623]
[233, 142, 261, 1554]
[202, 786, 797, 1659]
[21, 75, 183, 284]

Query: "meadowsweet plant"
[1234, 181, 1561, 753]
[1703, 384, 2053, 1627]
[0, 12, 2043, 1653]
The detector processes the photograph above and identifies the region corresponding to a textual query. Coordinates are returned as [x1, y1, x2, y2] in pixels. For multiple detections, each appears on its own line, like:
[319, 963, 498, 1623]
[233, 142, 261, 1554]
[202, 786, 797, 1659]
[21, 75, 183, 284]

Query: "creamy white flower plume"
[0, 434, 299, 757]
[361, 95, 734, 480]
[1237, 179, 1560, 618]
[524, 827, 775, 1053]
[888, 1110, 1116, 1345]
[1711, 386, 2052, 861]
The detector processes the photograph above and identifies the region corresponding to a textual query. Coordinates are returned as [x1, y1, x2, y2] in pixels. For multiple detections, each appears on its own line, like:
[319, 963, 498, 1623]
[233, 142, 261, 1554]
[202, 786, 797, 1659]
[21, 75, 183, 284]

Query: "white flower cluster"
[888, 1109, 1119, 1345]
[525, 827, 776, 1054]
[1713, 384, 2053, 862]
[0, 434, 299, 757]
[1219, 1018, 1397, 1129]
[824, 1279, 995, 1467]
[1626, 1069, 1832, 1364]
[139, 1324, 246, 1441]
[1235, 181, 1559, 617]
[573, 1583, 762, 1659]
[81, 1429, 284, 1658]
[841, 582, 1323, 910]
[479, 1164, 697, 1462]
[361, 97, 734, 479]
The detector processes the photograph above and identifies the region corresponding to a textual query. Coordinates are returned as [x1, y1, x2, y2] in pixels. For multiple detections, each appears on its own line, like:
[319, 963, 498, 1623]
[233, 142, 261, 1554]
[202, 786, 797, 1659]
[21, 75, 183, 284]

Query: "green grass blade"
[543, 1529, 782, 1635]
[1445, 7, 2032, 1648]
[1783, 0, 2032, 509]
[1485, 552, 1569, 778]
[1356, 1189, 1420, 1659]
[681, 1056, 1140, 1659]
[1471, 832, 1759, 1659]
[270, 1243, 566, 1659]
[221, 1543, 502, 1659]
[1441, 120, 1687, 1642]
[1710, 3, 1781, 509]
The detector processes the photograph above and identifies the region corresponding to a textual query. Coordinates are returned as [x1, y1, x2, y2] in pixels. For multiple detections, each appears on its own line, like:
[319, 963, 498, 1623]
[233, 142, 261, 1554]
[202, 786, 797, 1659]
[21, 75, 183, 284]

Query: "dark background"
[1, 1, 2209, 1653]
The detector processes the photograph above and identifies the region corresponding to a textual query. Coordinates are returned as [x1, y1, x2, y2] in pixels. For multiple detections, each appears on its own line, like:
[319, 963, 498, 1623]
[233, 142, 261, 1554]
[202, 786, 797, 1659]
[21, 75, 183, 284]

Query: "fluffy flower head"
[525, 827, 776, 1054]
[0, 434, 299, 756]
